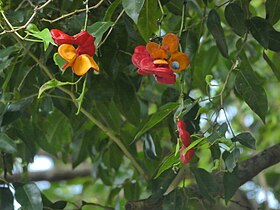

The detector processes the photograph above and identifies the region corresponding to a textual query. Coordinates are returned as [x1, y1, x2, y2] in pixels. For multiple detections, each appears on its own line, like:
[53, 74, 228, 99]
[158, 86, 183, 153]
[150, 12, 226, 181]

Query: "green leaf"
[50, 201, 67, 209]
[163, 188, 186, 210]
[265, 0, 280, 25]
[223, 169, 240, 203]
[232, 132, 256, 150]
[207, 9, 228, 58]
[87, 21, 113, 47]
[183, 137, 206, 154]
[37, 109, 73, 157]
[53, 53, 66, 71]
[38, 78, 82, 98]
[192, 46, 219, 93]
[224, 3, 246, 36]
[134, 102, 179, 140]
[75, 76, 87, 115]
[113, 78, 140, 125]
[224, 148, 240, 173]
[154, 153, 179, 179]
[0, 133, 17, 154]
[263, 51, 280, 82]
[191, 168, 219, 202]
[14, 183, 43, 210]
[207, 122, 228, 142]
[245, 17, 280, 52]
[137, 0, 160, 41]
[143, 134, 158, 160]
[26, 25, 55, 51]
[124, 180, 140, 201]
[104, 0, 122, 21]
[0, 187, 14, 210]
[235, 67, 268, 123]
[122, 0, 145, 23]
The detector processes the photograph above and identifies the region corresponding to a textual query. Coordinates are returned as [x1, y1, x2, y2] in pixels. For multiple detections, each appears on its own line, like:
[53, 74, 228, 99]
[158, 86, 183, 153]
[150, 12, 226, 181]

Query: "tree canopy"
[0, 0, 280, 209]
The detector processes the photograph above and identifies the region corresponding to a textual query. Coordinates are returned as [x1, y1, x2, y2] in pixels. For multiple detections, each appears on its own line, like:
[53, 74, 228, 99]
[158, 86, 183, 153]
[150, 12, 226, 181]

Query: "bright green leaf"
[265, 0, 280, 25]
[14, 183, 43, 210]
[154, 153, 179, 179]
[122, 0, 145, 23]
[53, 53, 66, 71]
[207, 9, 228, 58]
[26, 25, 55, 51]
[38, 78, 82, 98]
[0, 133, 17, 154]
[224, 3, 247, 36]
[232, 132, 256, 150]
[75, 76, 87, 115]
[134, 102, 179, 140]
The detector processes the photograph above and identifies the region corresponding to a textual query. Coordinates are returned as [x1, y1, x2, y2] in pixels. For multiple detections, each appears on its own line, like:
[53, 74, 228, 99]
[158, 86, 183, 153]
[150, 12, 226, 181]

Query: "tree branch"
[4, 166, 92, 183]
[125, 143, 280, 210]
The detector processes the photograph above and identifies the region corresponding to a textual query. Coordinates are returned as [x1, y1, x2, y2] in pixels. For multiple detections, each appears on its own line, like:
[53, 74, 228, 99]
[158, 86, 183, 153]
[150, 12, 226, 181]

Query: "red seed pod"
[177, 120, 191, 147]
[179, 145, 195, 164]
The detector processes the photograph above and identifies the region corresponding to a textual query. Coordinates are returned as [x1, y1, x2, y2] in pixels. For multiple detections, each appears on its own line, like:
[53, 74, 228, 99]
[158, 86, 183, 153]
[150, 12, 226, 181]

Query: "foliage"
[0, 0, 280, 209]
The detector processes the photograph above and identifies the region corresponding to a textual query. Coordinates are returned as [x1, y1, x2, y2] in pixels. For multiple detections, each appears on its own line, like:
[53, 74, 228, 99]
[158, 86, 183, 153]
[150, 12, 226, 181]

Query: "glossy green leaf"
[134, 102, 179, 140]
[87, 21, 113, 47]
[245, 16, 280, 52]
[207, 9, 228, 58]
[191, 168, 219, 202]
[223, 169, 240, 203]
[232, 132, 256, 150]
[154, 153, 179, 179]
[137, 0, 160, 41]
[122, 0, 145, 23]
[104, 0, 122, 21]
[235, 67, 268, 123]
[143, 134, 158, 160]
[15, 183, 43, 210]
[224, 3, 246, 36]
[0, 187, 14, 210]
[38, 78, 82, 98]
[0, 133, 17, 154]
[265, 0, 280, 25]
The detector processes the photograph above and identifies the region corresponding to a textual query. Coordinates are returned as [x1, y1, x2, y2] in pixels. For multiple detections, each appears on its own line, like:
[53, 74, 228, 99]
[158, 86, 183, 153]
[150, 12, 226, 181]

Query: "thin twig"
[41, 0, 105, 23]
[97, 9, 124, 48]
[0, 0, 52, 36]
